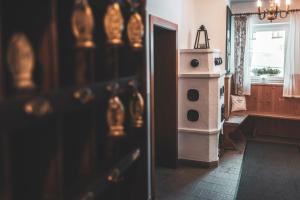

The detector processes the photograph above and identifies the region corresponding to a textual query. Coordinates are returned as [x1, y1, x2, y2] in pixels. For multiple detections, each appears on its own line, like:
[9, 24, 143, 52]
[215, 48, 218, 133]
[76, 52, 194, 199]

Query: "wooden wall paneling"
[92, 0, 114, 82]
[285, 97, 300, 115]
[119, 0, 135, 78]
[0, 0, 149, 199]
[57, 0, 97, 86]
[40, 0, 59, 92]
[270, 86, 277, 112]
[0, 133, 12, 200]
[246, 84, 300, 115]
[255, 85, 263, 112]
[243, 85, 300, 138]
[282, 97, 294, 114]
[74, 49, 96, 85]
[0, 134, 3, 199]
[91, 0, 147, 81]
[273, 85, 284, 114]
[294, 98, 300, 115]
[118, 0, 146, 79]
[135, 2, 148, 198]
[259, 85, 273, 113]
[2, 0, 57, 94]
[56, 116, 64, 200]
[62, 109, 95, 195]
[10, 116, 61, 200]
[56, 0, 77, 86]
[119, 1, 148, 197]
[0, 0, 4, 100]
[224, 75, 232, 119]
[245, 85, 258, 111]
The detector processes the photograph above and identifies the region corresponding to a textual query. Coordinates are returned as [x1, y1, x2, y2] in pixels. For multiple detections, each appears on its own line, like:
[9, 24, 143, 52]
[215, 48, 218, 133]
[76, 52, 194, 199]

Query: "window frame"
[250, 23, 289, 84]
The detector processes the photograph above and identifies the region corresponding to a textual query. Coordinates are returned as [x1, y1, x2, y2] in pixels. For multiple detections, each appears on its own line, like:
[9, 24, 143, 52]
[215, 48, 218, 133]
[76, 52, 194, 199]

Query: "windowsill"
[251, 77, 283, 86]
[251, 82, 283, 86]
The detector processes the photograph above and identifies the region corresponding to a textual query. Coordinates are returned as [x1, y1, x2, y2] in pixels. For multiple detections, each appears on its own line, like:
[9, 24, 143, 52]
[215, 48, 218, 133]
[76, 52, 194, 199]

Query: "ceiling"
[230, 0, 257, 3]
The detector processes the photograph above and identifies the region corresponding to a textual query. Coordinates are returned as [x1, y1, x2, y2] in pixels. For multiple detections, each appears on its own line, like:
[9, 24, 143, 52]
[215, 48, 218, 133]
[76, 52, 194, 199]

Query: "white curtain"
[243, 15, 256, 95]
[283, 12, 300, 98]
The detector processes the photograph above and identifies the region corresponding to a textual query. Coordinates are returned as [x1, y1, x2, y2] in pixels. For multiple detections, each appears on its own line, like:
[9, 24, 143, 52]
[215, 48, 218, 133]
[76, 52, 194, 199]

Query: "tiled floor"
[156, 145, 245, 200]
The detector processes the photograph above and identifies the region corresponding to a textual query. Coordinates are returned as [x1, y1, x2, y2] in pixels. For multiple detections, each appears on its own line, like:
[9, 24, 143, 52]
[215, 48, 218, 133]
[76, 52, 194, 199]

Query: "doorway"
[149, 15, 178, 197]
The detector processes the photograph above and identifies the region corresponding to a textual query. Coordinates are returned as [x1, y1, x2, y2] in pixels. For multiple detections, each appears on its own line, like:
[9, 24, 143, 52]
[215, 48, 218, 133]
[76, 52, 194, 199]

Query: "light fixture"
[257, 0, 292, 21]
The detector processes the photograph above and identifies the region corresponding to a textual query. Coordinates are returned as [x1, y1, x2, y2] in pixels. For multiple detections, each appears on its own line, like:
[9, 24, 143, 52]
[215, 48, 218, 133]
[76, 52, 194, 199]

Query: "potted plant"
[252, 67, 281, 82]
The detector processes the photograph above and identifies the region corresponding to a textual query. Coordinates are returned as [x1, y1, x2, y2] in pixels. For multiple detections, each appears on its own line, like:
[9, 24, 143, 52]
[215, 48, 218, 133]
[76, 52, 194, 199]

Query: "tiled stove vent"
[178, 49, 225, 165]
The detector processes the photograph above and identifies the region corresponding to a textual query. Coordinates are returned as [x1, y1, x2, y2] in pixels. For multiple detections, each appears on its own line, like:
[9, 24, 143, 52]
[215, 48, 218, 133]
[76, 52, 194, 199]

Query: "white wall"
[146, 0, 196, 49]
[147, 0, 182, 25]
[146, 0, 230, 50]
[180, 0, 197, 49]
[193, 0, 230, 63]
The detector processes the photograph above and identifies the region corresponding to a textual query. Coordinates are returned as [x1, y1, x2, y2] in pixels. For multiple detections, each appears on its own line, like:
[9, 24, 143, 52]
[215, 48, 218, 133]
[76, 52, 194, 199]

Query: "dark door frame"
[149, 15, 178, 198]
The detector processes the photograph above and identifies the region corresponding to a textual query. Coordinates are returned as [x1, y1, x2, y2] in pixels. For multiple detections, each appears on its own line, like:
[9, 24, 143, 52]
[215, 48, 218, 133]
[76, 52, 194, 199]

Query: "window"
[249, 23, 289, 83]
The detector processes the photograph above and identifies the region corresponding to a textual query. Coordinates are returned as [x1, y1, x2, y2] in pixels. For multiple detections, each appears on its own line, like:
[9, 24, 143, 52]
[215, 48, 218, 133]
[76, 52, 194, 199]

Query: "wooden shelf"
[0, 0, 148, 199]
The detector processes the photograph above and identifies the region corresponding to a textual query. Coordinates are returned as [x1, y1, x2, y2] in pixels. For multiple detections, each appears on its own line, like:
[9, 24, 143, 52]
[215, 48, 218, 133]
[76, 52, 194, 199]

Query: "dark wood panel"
[10, 116, 61, 200]
[62, 109, 95, 194]
[253, 117, 300, 139]
[0, 0, 148, 199]
[0, 0, 4, 100]
[0, 133, 12, 200]
[154, 26, 178, 168]
[150, 15, 178, 199]
[2, 0, 57, 95]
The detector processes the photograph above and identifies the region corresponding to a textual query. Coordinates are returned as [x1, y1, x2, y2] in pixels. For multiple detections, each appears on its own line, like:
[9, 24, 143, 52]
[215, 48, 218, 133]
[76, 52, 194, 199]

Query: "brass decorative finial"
[71, 0, 95, 48]
[24, 98, 53, 117]
[73, 87, 95, 104]
[127, 0, 144, 49]
[129, 80, 144, 128]
[104, 2, 124, 45]
[106, 83, 126, 137]
[127, 12, 144, 49]
[7, 33, 35, 90]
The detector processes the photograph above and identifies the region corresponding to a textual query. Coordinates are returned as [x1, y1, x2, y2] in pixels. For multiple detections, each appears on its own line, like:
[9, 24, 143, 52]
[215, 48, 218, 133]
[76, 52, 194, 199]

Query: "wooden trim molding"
[224, 74, 232, 120]
[149, 15, 178, 199]
[0, 0, 4, 100]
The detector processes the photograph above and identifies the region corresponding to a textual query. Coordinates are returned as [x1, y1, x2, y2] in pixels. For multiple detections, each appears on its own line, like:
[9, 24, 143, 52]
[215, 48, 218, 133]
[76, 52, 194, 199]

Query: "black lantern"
[194, 25, 210, 49]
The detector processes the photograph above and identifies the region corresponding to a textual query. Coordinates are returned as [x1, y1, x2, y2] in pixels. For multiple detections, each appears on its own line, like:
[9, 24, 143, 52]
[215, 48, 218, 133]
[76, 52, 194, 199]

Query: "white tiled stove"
[178, 49, 225, 165]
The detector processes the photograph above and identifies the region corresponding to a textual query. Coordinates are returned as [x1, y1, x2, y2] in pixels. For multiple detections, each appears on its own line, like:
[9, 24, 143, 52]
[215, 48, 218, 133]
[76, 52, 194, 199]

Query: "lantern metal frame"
[194, 25, 210, 49]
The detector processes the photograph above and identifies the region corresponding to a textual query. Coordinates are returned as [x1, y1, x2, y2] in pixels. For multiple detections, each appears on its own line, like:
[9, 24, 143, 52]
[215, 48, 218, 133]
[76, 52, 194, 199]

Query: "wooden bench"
[223, 112, 248, 150]
[247, 112, 300, 121]
[223, 111, 300, 150]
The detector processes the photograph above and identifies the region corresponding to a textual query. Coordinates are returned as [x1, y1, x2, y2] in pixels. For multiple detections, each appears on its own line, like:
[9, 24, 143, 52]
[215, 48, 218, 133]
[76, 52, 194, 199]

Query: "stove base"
[178, 129, 220, 164]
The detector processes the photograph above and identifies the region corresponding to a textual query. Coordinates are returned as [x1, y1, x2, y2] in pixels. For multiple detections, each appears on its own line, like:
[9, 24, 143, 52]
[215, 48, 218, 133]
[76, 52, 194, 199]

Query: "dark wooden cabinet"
[0, 0, 148, 200]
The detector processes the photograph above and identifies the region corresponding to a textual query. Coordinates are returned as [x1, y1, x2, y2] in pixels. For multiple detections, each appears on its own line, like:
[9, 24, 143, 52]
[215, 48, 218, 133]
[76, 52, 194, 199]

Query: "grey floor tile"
[156, 143, 246, 200]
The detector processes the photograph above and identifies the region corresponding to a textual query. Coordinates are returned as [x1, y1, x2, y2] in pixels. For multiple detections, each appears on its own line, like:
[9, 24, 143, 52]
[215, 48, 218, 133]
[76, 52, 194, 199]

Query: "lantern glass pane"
[198, 32, 207, 48]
